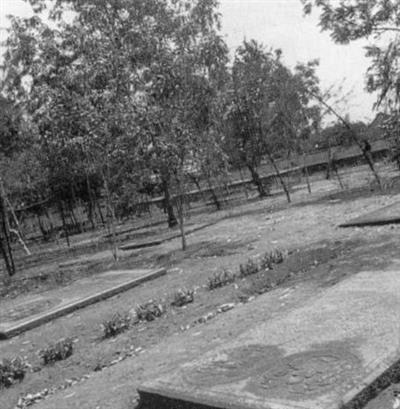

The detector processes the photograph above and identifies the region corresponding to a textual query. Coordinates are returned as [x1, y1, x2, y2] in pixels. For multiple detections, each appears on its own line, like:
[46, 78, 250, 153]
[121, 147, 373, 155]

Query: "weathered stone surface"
[0, 268, 165, 339]
[138, 269, 400, 409]
[340, 201, 400, 227]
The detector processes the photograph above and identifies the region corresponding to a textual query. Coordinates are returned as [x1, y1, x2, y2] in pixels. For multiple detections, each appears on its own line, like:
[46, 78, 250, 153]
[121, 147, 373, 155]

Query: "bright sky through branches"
[1, 0, 377, 123]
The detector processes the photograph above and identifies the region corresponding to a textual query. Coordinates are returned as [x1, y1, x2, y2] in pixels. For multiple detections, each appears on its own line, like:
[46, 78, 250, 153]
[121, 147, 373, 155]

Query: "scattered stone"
[217, 303, 235, 313]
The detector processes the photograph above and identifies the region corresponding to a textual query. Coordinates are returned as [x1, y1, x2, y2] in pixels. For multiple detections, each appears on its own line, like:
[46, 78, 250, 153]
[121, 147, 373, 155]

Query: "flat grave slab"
[138, 269, 400, 409]
[119, 222, 213, 251]
[0, 267, 165, 339]
[340, 201, 400, 227]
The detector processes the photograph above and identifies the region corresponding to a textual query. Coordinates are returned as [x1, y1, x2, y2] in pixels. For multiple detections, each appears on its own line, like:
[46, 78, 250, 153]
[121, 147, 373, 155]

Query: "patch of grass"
[102, 313, 131, 338]
[207, 269, 236, 290]
[0, 357, 27, 388]
[171, 288, 194, 307]
[39, 338, 74, 365]
[136, 300, 165, 322]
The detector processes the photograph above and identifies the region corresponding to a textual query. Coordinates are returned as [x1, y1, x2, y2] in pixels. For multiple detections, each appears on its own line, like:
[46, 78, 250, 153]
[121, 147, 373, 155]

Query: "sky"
[1, 0, 378, 123]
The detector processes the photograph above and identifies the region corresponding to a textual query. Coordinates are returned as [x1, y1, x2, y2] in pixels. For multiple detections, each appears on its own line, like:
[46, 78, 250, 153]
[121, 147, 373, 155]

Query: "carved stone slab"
[138, 269, 400, 409]
[0, 268, 165, 339]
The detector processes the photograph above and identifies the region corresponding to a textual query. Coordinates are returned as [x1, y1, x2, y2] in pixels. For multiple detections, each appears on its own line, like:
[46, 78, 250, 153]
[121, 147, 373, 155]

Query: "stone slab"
[119, 222, 213, 251]
[339, 202, 400, 227]
[0, 268, 165, 339]
[138, 269, 400, 409]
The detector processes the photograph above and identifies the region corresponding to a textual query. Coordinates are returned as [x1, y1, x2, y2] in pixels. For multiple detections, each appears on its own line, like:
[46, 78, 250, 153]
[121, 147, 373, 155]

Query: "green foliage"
[171, 288, 194, 307]
[0, 357, 27, 388]
[135, 300, 165, 322]
[207, 269, 236, 290]
[39, 338, 74, 365]
[102, 313, 131, 339]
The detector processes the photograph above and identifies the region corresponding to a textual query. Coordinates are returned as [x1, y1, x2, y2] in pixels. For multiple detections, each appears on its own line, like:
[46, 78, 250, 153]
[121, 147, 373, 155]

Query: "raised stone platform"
[0, 268, 165, 339]
[340, 201, 400, 227]
[138, 269, 400, 409]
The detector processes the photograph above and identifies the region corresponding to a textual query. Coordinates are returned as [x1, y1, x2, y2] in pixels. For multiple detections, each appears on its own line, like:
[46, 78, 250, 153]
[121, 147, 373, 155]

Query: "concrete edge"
[0, 268, 166, 340]
[341, 355, 400, 409]
[137, 385, 248, 409]
[119, 239, 163, 251]
[339, 217, 400, 228]
[119, 222, 215, 251]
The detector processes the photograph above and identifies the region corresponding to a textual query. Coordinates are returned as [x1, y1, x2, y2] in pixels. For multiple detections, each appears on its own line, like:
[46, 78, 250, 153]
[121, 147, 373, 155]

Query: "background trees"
[1, 0, 390, 274]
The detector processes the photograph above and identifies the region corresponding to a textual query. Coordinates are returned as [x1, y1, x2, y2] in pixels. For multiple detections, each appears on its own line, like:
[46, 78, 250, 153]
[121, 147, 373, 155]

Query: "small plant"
[39, 338, 74, 365]
[102, 313, 131, 338]
[259, 249, 286, 270]
[259, 252, 273, 270]
[0, 357, 27, 388]
[270, 249, 284, 264]
[136, 300, 165, 322]
[207, 269, 236, 290]
[171, 288, 194, 307]
[239, 258, 260, 277]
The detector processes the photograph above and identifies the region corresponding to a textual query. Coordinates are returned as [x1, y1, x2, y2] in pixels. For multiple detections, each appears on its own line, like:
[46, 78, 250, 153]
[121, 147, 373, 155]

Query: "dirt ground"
[1, 162, 400, 409]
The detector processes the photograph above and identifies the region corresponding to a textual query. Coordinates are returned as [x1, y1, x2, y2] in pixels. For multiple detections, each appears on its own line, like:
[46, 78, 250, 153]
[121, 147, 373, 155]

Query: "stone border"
[0, 268, 166, 340]
[339, 202, 400, 228]
[119, 222, 215, 251]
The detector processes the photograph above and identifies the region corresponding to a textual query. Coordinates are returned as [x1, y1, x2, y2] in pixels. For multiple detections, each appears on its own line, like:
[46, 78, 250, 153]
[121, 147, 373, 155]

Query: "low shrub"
[207, 269, 236, 290]
[260, 249, 285, 270]
[102, 313, 131, 338]
[136, 300, 165, 322]
[270, 249, 285, 264]
[171, 288, 194, 307]
[239, 258, 260, 277]
[39, 338, 74, 365]
[0, 357, 27, 388]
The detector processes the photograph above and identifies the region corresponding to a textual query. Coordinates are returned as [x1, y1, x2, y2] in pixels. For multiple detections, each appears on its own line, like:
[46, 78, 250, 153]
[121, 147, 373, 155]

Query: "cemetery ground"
[1, 162, 400, 409]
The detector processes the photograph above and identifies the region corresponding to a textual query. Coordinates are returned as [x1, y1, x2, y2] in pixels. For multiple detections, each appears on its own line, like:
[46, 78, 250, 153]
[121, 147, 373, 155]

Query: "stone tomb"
[0, 268, 165, 339]
[138, 269, 400, 409]
[340, 201, 400, 227]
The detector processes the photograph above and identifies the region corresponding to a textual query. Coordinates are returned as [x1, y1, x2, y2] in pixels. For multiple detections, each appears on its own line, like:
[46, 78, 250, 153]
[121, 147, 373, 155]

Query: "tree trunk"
[58, 201, 70, 247]
[205, 174, 221, 210]
[0, 181, 15, 276]
[176, 190, 187, 251]
[103, 174, 118, 262]
[4, 195, 30, 254]
[96, 199, 105, 226]
[239, 167, 250, 199]
[247, 163, 268, 197]
[303, 154, 312, 194]
[332, 156, 345, 190]
[161, 178, 178, 228]
[266, 151, 291, 203]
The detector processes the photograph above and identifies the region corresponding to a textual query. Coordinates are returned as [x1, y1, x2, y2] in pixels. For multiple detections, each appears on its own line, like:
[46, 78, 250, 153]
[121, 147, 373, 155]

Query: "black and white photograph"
[1, 1, 400, 408]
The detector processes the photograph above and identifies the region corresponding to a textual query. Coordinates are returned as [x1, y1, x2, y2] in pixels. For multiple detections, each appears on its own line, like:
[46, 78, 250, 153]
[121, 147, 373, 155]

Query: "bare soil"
[1, 162, 400, 409]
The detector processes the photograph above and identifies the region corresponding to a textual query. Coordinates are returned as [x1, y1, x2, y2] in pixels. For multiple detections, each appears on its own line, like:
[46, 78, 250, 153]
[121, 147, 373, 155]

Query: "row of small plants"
[0, 338, 74, 389]
[207, 248, 285, 290]
[1, 248, 286, 389]
[0, 288, 196, 389]
[102, 289, 194, 338]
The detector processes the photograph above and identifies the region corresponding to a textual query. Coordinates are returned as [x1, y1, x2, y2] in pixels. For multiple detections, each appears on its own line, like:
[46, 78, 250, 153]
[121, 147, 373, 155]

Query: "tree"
[3, 0, 228, 252]
[225, 41, 283, 197]
[301, 0, 400, 186]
